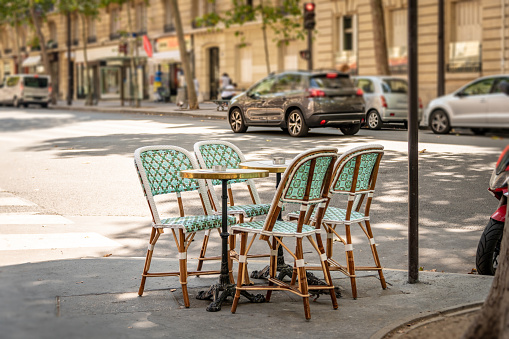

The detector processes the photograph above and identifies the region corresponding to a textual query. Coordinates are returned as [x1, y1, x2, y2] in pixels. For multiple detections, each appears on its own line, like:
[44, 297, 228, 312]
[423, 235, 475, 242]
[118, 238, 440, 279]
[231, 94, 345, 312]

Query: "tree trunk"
[13, 17, 22, 73]
[28, 0, 50, 76]
[463, 207, 509, 338]
[126, 1, 140, 108]
[261, 1, 271, 75]
[81, 14, 93, 106]
[169, 0, 198, 109]
[370, 0, 390, 75]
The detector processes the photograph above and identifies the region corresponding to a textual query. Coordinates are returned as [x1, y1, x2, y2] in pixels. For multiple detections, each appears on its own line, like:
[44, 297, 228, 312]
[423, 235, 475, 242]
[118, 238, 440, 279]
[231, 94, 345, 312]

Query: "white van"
[0, 74, 51, 108]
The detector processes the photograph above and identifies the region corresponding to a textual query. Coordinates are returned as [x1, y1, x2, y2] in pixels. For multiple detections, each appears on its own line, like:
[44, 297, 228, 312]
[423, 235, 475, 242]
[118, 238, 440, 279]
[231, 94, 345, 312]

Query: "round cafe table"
[180, 168, 268, 312]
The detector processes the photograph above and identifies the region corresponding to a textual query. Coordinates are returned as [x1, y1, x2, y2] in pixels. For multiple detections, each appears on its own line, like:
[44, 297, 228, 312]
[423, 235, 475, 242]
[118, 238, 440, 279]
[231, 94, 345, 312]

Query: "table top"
[180, 168, 269, 180]
[239, 160, 290, 173]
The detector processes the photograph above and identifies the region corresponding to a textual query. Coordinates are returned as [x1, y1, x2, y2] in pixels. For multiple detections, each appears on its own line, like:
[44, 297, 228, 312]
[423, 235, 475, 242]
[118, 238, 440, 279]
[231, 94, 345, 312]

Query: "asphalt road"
[0, 106, 508, 275]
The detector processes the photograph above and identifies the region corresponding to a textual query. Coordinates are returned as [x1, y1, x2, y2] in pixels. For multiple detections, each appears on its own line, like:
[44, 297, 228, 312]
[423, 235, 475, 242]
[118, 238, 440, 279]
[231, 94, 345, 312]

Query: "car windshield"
[310, 74, 352, 89]
[381, 79, 408, 94]
[24, 77, 48, 88]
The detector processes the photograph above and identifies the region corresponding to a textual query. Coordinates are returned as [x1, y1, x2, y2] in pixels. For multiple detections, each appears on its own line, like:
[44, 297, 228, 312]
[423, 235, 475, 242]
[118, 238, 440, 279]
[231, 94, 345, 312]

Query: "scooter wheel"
[476, 218, 505, 275]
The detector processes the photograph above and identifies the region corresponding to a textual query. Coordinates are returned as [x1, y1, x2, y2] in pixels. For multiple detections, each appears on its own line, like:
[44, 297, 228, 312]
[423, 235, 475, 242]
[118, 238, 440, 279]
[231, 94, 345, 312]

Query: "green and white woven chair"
[230, 147, 339, 320]
[306, 144, 387, 299]
[193, 140, 272, 272]
[134, 145, 236, 308]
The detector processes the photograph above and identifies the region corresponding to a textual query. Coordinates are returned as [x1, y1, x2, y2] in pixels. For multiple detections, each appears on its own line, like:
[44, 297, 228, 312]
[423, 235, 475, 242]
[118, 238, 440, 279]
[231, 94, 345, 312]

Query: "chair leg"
[313, 233, 338, 309]
[231, 232, 248, 313]
[364, 220, 387, 289]
[178, 229, 190, 308]
[266, 237, 278, 302]
[345, 224, 357, 299]
[138, 228, 160, 296]
[296, 238, 311, 320]
[196, 229, 210, 272]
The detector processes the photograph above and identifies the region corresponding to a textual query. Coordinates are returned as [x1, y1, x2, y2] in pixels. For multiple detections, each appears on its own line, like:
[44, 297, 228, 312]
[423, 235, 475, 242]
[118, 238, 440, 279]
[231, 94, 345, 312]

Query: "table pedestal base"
[197, 283, 265, 312]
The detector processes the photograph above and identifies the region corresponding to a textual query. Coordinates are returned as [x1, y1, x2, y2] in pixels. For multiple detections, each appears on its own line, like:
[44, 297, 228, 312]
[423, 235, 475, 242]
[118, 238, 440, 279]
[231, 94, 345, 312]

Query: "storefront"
[150, 35, 192, 101]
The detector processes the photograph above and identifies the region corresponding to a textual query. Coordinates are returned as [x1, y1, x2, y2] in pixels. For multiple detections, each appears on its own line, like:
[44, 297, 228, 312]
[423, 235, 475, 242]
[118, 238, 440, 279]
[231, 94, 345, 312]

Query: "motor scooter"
[476, 145, 509, 275]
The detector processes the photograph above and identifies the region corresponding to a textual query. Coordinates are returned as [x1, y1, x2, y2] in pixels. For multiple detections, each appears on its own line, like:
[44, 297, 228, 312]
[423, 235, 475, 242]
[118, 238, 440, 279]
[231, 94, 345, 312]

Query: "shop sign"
[156, 35, 191, 52]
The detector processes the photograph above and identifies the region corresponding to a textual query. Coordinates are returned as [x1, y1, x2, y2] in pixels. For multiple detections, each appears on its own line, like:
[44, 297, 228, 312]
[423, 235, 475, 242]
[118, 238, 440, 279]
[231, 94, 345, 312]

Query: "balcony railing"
[446, 62, 482, 73]
[164, 23, 175, 33]
[4, 48, 12, 54]
[47, 41, 58, 49]
[87, 36, 97, 44]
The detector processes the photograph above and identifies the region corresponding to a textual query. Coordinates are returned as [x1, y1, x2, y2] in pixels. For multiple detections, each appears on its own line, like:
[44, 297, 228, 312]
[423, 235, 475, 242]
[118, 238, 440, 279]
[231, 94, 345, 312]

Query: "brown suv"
[228, 70, 366, 137]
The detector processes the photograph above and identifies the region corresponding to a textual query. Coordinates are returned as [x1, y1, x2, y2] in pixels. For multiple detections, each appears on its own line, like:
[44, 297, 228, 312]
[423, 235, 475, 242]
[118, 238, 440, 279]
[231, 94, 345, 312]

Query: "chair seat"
[231, 220, 317, 237]
[315, 207, 366, 224]
[227, 203, 272, 218]
[159, 215, 237, 233]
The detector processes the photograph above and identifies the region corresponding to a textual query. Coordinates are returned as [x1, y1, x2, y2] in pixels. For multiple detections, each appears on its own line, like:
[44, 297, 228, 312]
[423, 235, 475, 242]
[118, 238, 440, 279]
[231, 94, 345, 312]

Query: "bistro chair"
[307, 144, 387, 299]
[134, 145, 236, 308]
[193, 140, 272, 272]
[230, 147, 339, 320]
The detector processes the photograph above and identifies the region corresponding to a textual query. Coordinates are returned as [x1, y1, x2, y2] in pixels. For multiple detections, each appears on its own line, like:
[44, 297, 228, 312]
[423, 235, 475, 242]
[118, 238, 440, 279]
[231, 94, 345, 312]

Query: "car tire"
[287, 109, 308, 137]
[41, 103, 48, 108]
[229, 108, 248, 133]
[367, 110, 382, 130]
[429, 109, 451, 134]
[339, 124, 361, 136]
[471, 128, 487, 135]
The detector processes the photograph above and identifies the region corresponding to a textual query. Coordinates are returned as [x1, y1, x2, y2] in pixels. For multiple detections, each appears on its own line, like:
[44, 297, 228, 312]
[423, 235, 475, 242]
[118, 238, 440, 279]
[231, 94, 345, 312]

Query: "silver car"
[228, 71, 366, 137]
[353, 76, 422, 129]
[421, 74, 509, 134]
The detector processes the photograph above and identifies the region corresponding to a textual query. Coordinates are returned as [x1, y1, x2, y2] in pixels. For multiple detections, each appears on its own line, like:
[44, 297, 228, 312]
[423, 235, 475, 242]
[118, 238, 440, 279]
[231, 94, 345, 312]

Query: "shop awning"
[151, 50, 181, 62]
[22, 55, 41, 67]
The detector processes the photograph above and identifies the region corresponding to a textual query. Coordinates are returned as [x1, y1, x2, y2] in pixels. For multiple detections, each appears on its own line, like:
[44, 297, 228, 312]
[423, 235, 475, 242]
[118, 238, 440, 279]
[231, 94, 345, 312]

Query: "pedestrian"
[221, 83, 237, 100]
[220, 73, 231, 89]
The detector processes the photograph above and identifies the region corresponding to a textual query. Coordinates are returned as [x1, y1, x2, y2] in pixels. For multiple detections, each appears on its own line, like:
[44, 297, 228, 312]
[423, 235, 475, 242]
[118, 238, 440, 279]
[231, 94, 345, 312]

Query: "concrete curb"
[370, 301, 484, 339]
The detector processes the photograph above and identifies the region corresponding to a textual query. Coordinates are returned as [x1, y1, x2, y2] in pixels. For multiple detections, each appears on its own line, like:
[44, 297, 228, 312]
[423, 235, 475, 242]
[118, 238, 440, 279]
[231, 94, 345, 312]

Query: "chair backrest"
[329, 144, 384, 216]
[134, 145, 213, 224]
[194, 140, 262, 205]
[259, 147, 338, 239]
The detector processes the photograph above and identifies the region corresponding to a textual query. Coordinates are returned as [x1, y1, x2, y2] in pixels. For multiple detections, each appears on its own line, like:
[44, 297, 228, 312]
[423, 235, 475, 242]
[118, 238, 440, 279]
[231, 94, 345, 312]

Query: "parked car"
[352, 75, 422, 130]
[228, 70, 366, 137]
[0, 74, 51, 108]
[421, 74, 509, 134]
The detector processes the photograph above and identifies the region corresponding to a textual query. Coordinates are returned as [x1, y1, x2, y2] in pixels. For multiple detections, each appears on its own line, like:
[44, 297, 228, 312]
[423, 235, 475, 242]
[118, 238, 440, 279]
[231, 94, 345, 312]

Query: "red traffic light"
[304, 2, 315, 12]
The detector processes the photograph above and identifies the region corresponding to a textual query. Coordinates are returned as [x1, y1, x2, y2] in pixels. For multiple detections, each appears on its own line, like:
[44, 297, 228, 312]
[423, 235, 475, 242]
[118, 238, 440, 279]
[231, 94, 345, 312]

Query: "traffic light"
[303, 2, 316, 30]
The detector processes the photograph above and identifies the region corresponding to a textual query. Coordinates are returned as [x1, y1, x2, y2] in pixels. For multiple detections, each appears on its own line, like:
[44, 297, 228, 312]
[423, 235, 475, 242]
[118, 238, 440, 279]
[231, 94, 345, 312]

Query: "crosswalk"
[0, 188, 121, 252]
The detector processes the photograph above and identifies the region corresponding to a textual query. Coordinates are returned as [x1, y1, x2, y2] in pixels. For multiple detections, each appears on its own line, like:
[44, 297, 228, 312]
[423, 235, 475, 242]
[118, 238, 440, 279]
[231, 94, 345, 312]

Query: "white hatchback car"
[421, 74, 509, 134]
[353, 76, 422, 129]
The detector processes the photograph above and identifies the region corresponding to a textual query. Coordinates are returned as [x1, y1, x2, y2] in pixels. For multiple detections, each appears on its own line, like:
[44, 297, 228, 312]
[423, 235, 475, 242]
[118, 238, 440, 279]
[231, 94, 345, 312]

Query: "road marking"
[0, 214, 74, 225]
[0, 195, 37, 206]
[0, 232, 122, 250]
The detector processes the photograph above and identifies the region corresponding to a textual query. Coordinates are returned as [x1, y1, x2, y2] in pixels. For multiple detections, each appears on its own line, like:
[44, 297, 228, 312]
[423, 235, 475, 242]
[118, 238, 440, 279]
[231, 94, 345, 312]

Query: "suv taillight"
[308, 89, 326, 97]
[380, 95, 387, 108]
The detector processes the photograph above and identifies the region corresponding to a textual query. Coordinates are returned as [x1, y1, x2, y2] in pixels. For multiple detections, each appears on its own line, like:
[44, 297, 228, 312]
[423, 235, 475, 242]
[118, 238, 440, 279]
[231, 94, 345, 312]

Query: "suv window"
[462, 78, 494, 96]
[381, 79, 408, 94]
[309, 74, 352, 89]
[24, 77, 48, 88]
[248, 76, 276, 96]
[492, 77, 509, 93]
[355, 79, 374, 93]
[274, 74, 303, 93]
[6, 77, 20, 87]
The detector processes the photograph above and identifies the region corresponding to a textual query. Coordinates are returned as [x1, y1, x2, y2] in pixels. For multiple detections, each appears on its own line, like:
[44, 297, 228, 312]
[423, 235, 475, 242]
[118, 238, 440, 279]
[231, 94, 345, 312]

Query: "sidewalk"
[52, 99, 228, 120]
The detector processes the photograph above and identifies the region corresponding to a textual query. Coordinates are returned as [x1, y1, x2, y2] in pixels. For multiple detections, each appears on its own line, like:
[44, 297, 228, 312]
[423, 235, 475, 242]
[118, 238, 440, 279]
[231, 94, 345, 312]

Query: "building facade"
[0, 0, 507, 106]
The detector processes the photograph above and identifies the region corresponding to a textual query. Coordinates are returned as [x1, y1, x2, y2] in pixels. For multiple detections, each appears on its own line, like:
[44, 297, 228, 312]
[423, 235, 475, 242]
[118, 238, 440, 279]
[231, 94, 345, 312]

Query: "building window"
[164, 0, 175, 32]
[87, 17, 97, 43]
[72, 14, 79, 45]
[192, 0, 215, 27]
[335, 15, 357, 74]
[448, 0, 482, 73]
[236, 44, 252, 85]
[387, 8, 407, 74]
[48, 21, 58, 49]
[135, 2, 147, 35]
[110, 7, 121, 40]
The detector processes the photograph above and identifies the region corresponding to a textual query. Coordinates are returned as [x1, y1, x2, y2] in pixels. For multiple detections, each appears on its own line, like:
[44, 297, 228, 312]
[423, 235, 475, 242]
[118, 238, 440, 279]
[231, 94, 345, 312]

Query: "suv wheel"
[339, 124, 361, 136]
[367, 110, 382, 129]
[430, 109, 451, 134]
[229, 108, 248, 133]
[287, 109, 308, 137]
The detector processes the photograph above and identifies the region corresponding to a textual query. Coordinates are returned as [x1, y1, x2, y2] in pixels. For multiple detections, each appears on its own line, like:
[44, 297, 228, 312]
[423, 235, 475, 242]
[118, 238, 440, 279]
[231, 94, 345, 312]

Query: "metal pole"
[407, 0, 419, 284]
[67, 13, 72, 105]
[437, 0, 445, 97]
[307, 29, 313, 71]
